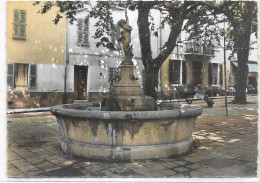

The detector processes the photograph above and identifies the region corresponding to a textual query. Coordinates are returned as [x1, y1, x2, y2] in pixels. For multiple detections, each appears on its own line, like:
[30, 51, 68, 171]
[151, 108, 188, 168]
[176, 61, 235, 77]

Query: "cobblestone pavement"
[6, 96, 258, 180]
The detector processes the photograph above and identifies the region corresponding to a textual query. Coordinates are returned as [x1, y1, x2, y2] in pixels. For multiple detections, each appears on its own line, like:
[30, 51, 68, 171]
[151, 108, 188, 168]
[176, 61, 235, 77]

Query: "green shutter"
[13, 23, 19, 37]
[14, 10, 20, 22]
[13, 9, 26, 40]
[20, 10, 26, 22]
[20, 24, 26, 38]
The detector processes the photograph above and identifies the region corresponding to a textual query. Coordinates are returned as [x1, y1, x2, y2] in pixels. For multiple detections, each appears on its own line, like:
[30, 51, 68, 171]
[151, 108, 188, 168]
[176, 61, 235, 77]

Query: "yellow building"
[6, 1, 70, 109]
[160, 40, 228, 99]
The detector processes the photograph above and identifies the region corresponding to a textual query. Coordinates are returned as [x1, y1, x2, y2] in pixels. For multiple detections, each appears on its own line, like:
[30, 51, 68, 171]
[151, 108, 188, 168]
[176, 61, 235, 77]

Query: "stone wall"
[7, 92, 74, 109]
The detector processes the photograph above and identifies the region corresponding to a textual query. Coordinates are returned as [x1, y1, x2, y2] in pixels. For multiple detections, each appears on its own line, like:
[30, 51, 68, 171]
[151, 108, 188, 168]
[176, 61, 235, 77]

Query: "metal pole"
[224, 21, 228, 116]
[177, 41, 180, 104]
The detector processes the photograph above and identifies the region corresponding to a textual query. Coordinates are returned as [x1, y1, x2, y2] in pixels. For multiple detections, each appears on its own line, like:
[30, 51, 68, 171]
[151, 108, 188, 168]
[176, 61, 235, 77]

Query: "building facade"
[7, 2, 257, 108]
[64, 3, 161, 102]
[6, 1, 70, 109]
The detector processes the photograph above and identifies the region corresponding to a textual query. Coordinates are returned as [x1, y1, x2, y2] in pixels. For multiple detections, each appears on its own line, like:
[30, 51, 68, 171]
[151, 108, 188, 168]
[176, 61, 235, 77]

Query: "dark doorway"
[74, 65, 88, 100]
[192, 61, 202, 85]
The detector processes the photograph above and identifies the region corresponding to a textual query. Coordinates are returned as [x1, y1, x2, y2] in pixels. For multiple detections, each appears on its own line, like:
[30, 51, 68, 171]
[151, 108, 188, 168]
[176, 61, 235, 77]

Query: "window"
[29, 64, 37, 88]
[169, 60, 181, 84]
[212, 63, 218, 84]
[7, 64, 14, 88]
[109, 68, 118, 87]
[77, 17, 89, 46]
[182, 61, 186, 84]
[208, 63, 213, 85]
[15, 64, 28, 89]
[219, 64, 223, 86]
[7, 63, 37, 90]
[111, 24, 121, 50]
[13, 9, 27, 40]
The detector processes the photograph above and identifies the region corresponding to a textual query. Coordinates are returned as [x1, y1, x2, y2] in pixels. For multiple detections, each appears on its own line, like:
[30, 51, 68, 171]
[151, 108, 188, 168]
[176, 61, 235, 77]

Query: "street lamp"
[177, 41, 182, 103]
[223, 21, 228, 116]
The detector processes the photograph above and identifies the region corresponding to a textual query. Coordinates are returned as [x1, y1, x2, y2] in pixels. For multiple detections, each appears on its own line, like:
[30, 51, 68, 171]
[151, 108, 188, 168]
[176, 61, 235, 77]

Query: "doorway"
[74, 65, 88, 100]
[192, 61, 202, 85]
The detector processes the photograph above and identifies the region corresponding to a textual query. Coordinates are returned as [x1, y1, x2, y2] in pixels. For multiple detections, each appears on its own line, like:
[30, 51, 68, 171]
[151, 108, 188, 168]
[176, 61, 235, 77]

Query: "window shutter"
[77, 18, 83, 44]
[7, 64, 14, 88]
[219, 64, 223, 86]
[29, 64, 37, 88]
[208, 63, 212, 85]
[182, 61, 186, 84]
[20, 10, 26, 23]
[20, 10, 26, 39]
[13, 9, 26, 40]
[169, 60, 174, 84]
[83, 17, 89, 45]
[13, 10, 20, 38]
[14, 10, 20, 21]
[13, 23, 19, 37]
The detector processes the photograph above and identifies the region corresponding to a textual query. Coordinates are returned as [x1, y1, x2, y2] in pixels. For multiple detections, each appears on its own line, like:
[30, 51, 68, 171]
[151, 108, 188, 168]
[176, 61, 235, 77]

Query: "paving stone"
[189, 170, 207, 177]
[198, 157, 235, 169]
[9, 159, 32, 167]
[6, 97, 258, 178]
[18, 164, 40, 173]
[160, 162, 179, 169]
[156, 169, 177, 176]
[173, 167, 190, 173]
[34, 161, 55, 170]
[220, 164, 255, 175]
[7, 167, 27, 178]
[37, 166, 85, 177]
[25, 170, 45, 177]
[243, 161, 257, 168]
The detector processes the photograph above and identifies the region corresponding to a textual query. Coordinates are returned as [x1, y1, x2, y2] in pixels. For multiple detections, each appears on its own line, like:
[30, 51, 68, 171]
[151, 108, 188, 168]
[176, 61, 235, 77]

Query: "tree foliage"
[34, 0, 202, 100]
[184, 1, 257, 104]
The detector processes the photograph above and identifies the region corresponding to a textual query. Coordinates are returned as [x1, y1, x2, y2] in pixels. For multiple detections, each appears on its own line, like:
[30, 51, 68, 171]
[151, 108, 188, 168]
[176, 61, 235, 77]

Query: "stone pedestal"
[102, 64, 156, 111]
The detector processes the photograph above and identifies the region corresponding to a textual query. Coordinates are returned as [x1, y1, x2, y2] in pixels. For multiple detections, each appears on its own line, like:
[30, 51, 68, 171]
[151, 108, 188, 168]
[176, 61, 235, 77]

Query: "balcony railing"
[184, 42, 214, 56]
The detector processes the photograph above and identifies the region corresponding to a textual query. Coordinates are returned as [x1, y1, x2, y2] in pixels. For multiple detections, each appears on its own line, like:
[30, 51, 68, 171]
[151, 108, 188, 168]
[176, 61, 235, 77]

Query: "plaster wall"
[66, 6, 166, 94]
[35, 64, 65, 92]
[6, 1, 66, 65]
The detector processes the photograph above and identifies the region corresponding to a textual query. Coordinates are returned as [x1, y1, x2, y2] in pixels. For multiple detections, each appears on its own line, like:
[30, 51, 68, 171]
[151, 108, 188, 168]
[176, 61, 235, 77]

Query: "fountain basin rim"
[50, 103, 202, 120]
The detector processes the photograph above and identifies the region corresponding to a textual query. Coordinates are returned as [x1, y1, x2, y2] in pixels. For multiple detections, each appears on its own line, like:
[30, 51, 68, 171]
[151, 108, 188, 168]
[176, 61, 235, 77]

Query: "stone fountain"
[50, 18, 202, 161]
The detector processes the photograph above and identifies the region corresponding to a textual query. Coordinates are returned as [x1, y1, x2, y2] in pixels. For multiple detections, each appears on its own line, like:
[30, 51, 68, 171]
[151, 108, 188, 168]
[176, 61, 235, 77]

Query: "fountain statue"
[50, 15, 202, 161]
[101, 16, 156, 111]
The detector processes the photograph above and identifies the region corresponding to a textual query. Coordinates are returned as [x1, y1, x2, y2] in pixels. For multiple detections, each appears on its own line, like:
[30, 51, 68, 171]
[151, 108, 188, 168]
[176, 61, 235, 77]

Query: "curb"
[7, 107, 50, 114]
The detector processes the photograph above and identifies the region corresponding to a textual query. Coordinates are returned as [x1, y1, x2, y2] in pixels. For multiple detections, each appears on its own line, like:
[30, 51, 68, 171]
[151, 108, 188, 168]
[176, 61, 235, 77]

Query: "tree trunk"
[137, 4, 158, 99]
[232, 31, 251, 104]
[232, 2, 254, 104]
[233, 39, 249, 104]
[143, 67, 159, 101]
[137, 2, 186, 100]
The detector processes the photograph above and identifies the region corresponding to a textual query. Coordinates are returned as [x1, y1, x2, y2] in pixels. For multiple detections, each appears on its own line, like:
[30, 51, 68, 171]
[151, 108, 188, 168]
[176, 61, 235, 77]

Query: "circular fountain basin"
[50, 103, 202, 161]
